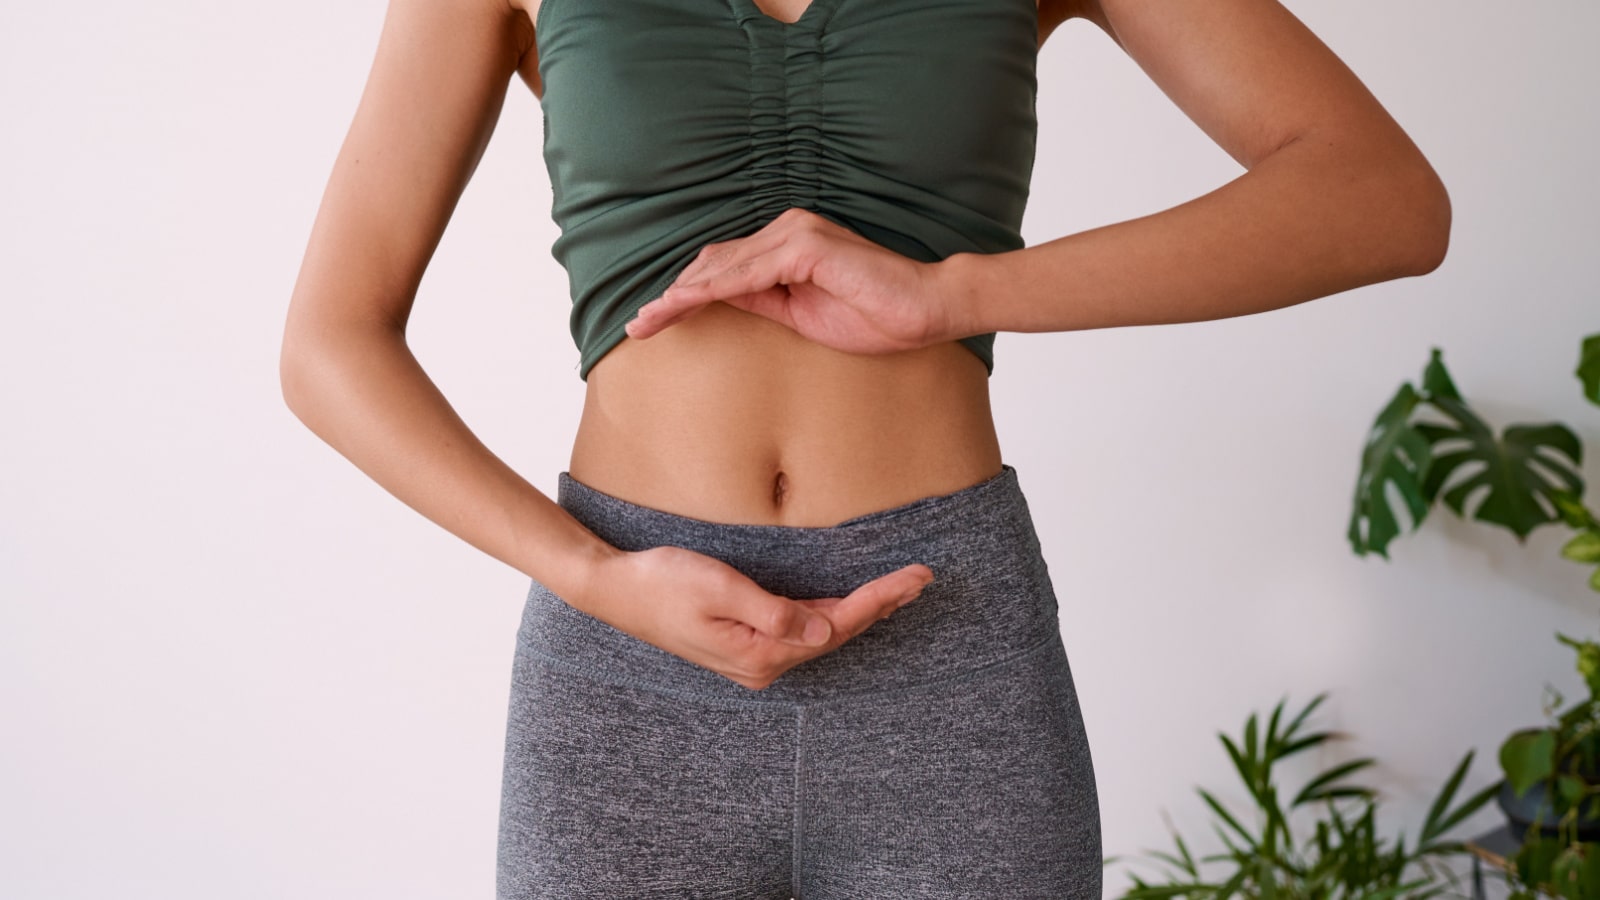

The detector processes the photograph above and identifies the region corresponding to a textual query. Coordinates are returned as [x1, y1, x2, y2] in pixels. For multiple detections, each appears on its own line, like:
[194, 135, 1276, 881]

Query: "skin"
[280, 0, 1448, 691]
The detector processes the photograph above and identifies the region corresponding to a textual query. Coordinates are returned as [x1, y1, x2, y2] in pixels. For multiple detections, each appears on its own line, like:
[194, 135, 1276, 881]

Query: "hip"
[514, 462, 1066, 705]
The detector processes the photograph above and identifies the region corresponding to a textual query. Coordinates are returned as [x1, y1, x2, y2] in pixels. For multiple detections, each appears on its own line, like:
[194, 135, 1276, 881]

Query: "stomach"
[568, 300, 1004, 527]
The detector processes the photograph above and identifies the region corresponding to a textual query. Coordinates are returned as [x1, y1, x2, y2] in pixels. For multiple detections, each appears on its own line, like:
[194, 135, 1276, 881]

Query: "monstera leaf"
[1350, 347, 1585, 556]
[1414, 346, 1584, 541]
[1416, 396, 1583, 542]
[1580, 333, 1600, 406]
[1348, 380, 1433, 558]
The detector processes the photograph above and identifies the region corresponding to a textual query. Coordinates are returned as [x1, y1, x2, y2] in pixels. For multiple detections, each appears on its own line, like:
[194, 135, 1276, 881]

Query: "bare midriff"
[568, 301, 1004, 528]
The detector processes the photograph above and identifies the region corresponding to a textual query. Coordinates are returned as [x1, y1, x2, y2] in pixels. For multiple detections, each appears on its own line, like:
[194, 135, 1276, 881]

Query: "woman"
[280, 0, 1448, 896]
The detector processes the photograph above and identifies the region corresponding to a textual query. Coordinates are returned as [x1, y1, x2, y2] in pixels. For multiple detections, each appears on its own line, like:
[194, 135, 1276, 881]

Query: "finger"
[723, 287, 803, 332]
[820, 564, 935, 638]
[672, 236, 752, 293]
[668, 212, 797, 294]
[703, 584, 834, 648]
[628, 284, 787, 339]
[629, 273, 801, 340]
[670, 242, 733, 291]
[664, 247, 791, 312]
[625, 289, 717, 339]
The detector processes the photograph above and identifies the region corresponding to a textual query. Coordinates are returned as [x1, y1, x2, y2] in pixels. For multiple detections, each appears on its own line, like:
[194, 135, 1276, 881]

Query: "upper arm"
[1071, 0, 1433, 173]
[286, 0, 535, 338]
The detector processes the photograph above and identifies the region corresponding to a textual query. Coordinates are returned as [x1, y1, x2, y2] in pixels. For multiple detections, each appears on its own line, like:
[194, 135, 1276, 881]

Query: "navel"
[772, 470, 789, 507]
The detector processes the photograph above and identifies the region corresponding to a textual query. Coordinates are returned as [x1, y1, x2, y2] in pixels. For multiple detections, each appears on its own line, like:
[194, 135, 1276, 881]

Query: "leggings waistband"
[516, 463, 1064, 705]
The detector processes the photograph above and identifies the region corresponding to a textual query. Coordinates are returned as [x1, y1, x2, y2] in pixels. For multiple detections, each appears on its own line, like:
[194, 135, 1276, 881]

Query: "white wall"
[3, 1, 1595, 896]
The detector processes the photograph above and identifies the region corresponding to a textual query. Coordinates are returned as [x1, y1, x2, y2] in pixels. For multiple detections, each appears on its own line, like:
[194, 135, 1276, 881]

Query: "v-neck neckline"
[735, 0, 834, 29]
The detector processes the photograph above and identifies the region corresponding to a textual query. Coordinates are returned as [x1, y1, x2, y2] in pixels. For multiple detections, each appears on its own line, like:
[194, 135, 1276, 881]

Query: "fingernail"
[802, 616, 831, 646]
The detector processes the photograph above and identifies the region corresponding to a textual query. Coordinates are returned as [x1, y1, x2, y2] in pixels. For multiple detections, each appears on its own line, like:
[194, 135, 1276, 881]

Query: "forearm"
[935, 131, 1451, 336]
[279, 322, 619, 612]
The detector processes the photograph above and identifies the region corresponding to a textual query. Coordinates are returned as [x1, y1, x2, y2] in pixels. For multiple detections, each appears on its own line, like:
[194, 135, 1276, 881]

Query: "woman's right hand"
[578, 545, 934, 691]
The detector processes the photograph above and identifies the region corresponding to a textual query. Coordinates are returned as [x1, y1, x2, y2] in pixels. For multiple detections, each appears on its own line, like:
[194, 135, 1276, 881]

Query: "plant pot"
[1497, 780, 1600, 842]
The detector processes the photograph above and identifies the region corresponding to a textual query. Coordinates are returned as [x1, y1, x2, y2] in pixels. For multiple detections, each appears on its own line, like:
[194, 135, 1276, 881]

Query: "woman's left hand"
[623, 207, 960, 356]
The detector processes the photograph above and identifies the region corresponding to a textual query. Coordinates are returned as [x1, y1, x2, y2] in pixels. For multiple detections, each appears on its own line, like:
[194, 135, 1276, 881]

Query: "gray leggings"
[496, 464, 1101, 899]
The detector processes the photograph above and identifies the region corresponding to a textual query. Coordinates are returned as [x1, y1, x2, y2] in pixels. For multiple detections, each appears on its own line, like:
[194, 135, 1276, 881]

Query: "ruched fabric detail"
[536, 0, 1039, 380]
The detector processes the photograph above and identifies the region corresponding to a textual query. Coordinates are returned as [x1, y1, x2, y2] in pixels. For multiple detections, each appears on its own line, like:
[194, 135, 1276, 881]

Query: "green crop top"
[535, 0, 1039, 381]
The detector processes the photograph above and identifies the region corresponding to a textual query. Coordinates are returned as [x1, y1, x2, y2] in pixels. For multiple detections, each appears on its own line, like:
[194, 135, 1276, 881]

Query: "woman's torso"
[513, 0, 1052, 527]
[572, 301, 1003, 527]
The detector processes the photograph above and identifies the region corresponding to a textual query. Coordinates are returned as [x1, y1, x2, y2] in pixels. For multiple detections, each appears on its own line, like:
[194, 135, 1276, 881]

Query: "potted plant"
[1106, 692, 1498, 899]
[1348, 334, 1600, 897]
[1498, 634, 1600, 843]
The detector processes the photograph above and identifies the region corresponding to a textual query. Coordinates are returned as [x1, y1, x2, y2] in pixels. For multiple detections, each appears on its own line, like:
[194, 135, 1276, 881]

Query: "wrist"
[522, 511, 627, 617]
[926, 251, 998, 345]
[562, 539, 628, 619]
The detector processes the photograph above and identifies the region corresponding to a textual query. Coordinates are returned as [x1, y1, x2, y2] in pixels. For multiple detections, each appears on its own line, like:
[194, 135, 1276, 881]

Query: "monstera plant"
[1347, 332, 1600, 898]
[1347, 333, 1600, 590]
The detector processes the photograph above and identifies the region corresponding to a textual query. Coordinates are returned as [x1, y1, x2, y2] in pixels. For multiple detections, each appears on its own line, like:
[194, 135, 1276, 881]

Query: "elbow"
[278, 314, 405, 426]
[279, 319, 337, 423]
[279, 332, 316, 421]
[1388, 159, 1452, 278]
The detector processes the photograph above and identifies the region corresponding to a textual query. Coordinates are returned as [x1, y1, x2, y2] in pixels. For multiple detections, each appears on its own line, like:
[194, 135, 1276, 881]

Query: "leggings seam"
[514, 630, 1063, 708]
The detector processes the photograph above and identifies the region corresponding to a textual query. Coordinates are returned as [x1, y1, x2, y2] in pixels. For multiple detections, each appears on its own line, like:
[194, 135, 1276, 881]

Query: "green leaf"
[1578, 333, 1600, 406]
[1360, 879, 1433, 900]
[1578, 840, 1600, 899]
[1552, 491, 1600, 531]
[1146, 849, 1190, 873]
[1211, 821, 1246, 858]
[1558, 774, 1588, 808]
[1570, 641, 1600, 700]
[1120, 884, 1208, 900]
[1214, 867, 1249, 900]
[1513, 833, 1563, 888]
[1292, 757, 1377, 808]
[1310, 786, 1376, 803]
[1173, 830, 1199, 876]
[1261, 783, 1287, 855]
[1563, 532, 1600, 565]
[1421, 346, 1463, 401]
[1199, 787, 1259, 851]
[1281, 693, 1329, 743]
[1416, 749, 1472, 844]
[1502, 730, 1557, 797]
[1221, 733, 1257, 800]
[1277, 731, 1336, 759]
[1265, 697, 1287, 758]
[1418, 394, 1585, 541]
[1551, 844, 1585, 897]
[1244, 714, 1261, 779]
[1418, 779, 1503, 850]
[1349, 380, 1433, 558]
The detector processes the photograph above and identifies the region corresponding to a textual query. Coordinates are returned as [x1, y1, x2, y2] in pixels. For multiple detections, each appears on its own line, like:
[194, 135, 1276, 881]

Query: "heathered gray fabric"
[496, 464, 1101, 899]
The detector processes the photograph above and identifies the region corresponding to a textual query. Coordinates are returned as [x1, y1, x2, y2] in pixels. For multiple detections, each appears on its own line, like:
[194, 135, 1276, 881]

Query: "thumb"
[720, 590, 833, 647]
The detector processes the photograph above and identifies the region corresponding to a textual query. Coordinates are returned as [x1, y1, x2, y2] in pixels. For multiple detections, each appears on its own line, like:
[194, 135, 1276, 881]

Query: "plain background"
[4, 0, 1597, 896]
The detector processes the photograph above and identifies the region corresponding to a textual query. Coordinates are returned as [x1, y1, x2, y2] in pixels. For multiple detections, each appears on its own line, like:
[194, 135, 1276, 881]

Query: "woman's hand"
[583, 543, 934, 691]
[623, 207, 963, 356]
